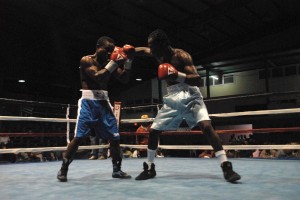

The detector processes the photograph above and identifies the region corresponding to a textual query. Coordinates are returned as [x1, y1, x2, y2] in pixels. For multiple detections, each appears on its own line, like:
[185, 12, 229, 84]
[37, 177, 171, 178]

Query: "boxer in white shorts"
[135, 29, 241, 183]
[151, 83, 210, 131]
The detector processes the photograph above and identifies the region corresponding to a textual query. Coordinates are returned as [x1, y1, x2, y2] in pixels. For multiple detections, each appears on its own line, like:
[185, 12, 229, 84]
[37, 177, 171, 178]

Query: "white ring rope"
[1, 107, 300, 154]
[0, 108, 299, 123]
[209, 108, 300, 118]
[0, 116, 76, 123]
[121, 91, 300, 110]
[1, 144, 300, 154]
[2, 91, 299, 110]
[203, 91, 300, 102]
[0, 97, 75, 107]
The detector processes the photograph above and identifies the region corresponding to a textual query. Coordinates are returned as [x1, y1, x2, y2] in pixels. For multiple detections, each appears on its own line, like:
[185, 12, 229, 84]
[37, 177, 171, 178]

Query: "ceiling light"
[18, 80, 25, 83]
[136, 78, 142, 81]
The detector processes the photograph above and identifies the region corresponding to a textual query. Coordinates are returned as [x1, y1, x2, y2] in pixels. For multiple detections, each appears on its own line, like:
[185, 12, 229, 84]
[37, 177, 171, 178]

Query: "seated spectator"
[89, 129, 108, 160]
[252, 149, 260, 158]
[259, 149, 277, 158]
[198, 150, 214, 158]
[136, 114, 152, 157]
[276, 142, 300, 158]
[122, 147, 133, 158]
[156, 148, 164, 157]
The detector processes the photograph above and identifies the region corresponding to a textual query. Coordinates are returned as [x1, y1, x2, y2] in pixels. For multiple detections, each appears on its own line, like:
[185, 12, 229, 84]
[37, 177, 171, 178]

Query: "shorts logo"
[168, 67, 175, 75]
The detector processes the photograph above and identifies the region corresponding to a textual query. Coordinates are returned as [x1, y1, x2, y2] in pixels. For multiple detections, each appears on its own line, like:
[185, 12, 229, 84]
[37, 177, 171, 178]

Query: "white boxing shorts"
[151, 83, 210, 131]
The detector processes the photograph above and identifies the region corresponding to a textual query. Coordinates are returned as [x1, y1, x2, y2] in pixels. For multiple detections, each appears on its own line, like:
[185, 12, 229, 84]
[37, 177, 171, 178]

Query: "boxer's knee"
[65, 137, 83, 160]
[148, 129, 161, 150]
[198, 120, 213, 133]
[198, 121, 223, 152]
[110, 139, 122, 163]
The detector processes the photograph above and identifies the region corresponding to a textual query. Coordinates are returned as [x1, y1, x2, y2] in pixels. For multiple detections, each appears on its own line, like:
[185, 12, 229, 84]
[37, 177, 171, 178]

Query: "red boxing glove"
[122, 44, 135, 59]
[110, 46, 127, 65]
[158, 63, 186, 82]
[104, 47, 127, 73]
[122, 44, 135, 70]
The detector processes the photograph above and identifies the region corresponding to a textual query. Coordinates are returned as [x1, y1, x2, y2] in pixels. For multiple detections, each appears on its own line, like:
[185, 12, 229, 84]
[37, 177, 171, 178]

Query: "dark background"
[1, 0, 300, 103]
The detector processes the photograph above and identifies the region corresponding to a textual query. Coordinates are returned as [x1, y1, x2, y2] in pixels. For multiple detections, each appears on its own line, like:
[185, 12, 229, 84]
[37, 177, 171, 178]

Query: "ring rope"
[1, 127, 299, 137]
[0, 97, 76, 107]
[122, 104, 160, 110]
[203, 91, 300, 102]
[1, 144, 300, 154]
[209, 108, 300, 117]
[1, 108, 299, 123]
[119, 127, 300, 136]
[163, 127, 300, 135]
[2, 91, 299, 109]
[0, 116, 75, 123]
[121, 91, 300, 110]
[1, 108, 299, 154]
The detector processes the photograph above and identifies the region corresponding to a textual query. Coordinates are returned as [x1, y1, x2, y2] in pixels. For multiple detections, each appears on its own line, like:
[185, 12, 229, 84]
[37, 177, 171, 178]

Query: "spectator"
[136, 115, 152, 157]
[89, 129, 108, 160]
[198, 150, 214, 158]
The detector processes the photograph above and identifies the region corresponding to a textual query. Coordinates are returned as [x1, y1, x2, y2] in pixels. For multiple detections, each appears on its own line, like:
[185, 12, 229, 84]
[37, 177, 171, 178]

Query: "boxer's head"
[148, 29, 171, 58]
[96, 36, 116, 59]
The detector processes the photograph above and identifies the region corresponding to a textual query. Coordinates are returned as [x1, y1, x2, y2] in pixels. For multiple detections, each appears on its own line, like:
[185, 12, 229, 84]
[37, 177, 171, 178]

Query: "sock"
[147, 149, 156, 165]
[215, 150, 228, 165]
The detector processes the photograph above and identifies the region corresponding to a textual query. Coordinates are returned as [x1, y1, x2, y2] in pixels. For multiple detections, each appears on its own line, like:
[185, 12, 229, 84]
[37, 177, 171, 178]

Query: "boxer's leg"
[198, 120, 241, 183]
[57, 137, 83, 182]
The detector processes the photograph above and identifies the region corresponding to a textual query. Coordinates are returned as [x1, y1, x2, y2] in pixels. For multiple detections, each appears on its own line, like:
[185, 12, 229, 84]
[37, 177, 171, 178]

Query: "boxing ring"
[1, 98, 300, 200]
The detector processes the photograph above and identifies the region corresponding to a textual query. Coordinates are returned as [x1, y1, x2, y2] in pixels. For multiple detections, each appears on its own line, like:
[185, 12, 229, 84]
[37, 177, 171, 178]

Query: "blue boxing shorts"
[151, 83, 210, 131]
[74, 90, 120, 140]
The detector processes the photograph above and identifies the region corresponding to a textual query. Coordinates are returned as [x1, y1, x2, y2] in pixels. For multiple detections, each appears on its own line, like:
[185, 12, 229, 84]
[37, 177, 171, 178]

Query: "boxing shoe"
[135, 162, 156, 180]
[112, 170, 131, 179]
[112, 164, 131, 179]
[57, 167, 68, 182]
[57, 158, 71, 182]
[221, 161, 241, 183]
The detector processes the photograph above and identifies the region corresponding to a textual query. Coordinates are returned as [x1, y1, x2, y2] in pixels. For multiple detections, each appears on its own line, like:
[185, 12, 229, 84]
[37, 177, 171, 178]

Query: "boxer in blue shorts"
[75, 91, 119, 140]
[135, 29, 241, 183]
[57, 36, 135, 182]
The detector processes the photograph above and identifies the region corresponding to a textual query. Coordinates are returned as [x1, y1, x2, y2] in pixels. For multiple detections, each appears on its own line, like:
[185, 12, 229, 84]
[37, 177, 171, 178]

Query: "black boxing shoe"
[112, 164, 131, 179]
[112, 170, 132, 179]
[57, 167, 68, 182]
[221, 161, 241, 183]
[57, 158, 71, 182]
[135, 162, 156, 180]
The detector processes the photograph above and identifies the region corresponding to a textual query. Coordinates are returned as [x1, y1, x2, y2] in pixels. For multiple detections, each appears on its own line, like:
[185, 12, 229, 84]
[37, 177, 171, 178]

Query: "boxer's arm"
[179, 50, 202, 87]
[111, 44, 136, 84]
[113, 46, 149, 83]
[135, 47, 152, 56]
[112, 67, 130, 84]
[122, 44, 135, 70]
[158, 51, 201, 87]
[80, 56, 111, 82]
